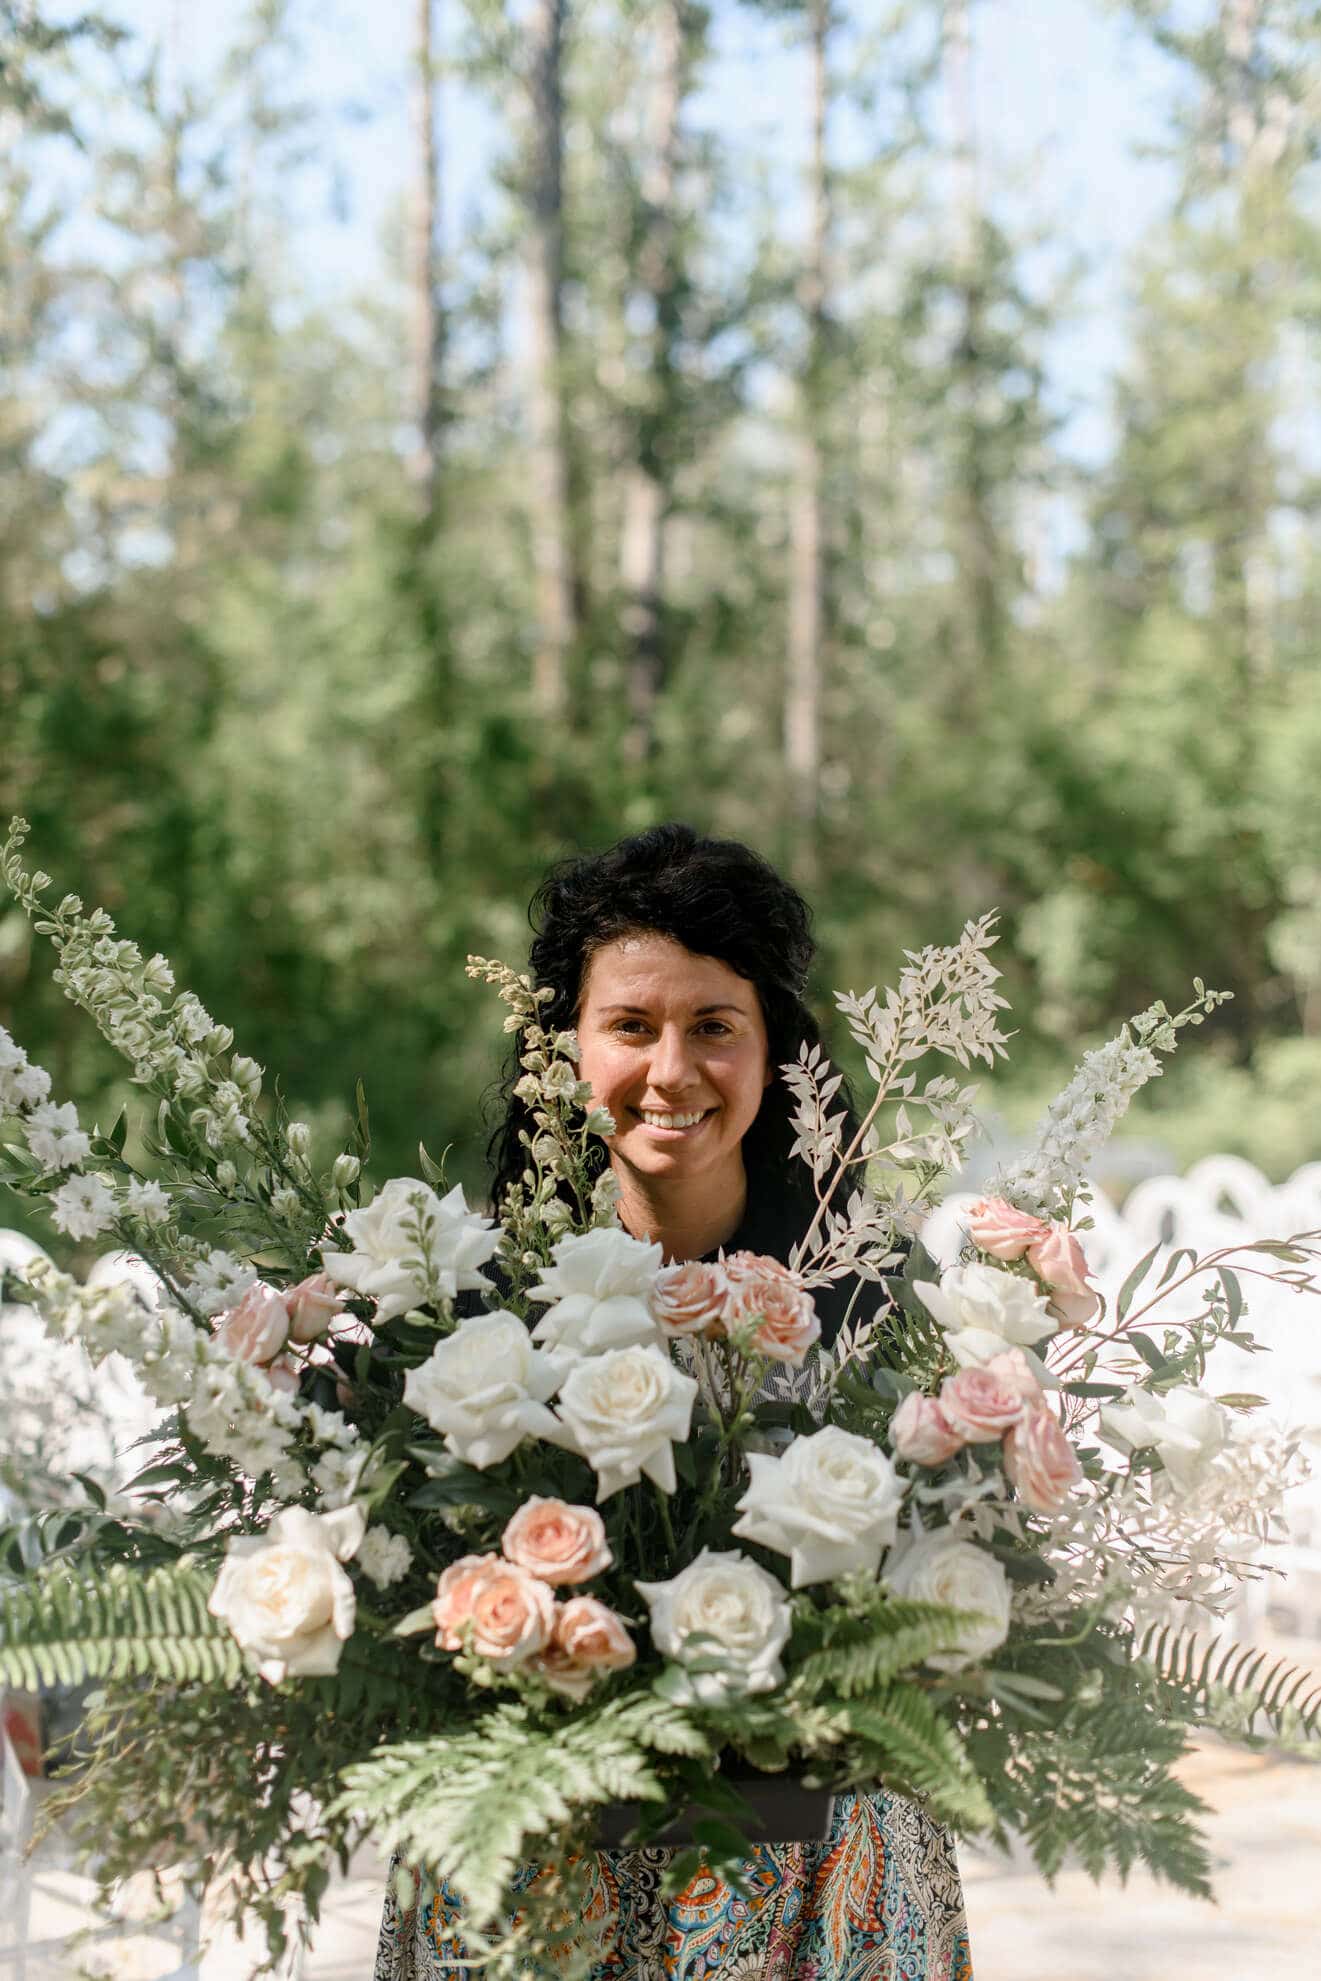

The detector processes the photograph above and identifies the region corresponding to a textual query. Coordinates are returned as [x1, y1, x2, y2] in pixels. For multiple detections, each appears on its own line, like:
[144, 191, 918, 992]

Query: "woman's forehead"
[580, 934, 756, 1010]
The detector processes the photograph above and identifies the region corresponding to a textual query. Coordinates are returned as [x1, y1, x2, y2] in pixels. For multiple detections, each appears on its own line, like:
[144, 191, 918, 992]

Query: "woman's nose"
[647, 1024, 698, 1091]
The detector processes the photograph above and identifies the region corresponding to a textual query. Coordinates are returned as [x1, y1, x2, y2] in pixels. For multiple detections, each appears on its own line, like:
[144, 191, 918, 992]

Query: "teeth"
[640, 1109, 706, 1129]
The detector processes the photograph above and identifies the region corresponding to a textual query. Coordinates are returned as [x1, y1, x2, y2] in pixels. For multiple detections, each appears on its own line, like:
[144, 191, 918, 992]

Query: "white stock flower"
[883, 1531, 1011, 1671]
[403, 1311, 567, 1469]
[49, 1172, 117, 1241]
[10, 1061, 51, 1108]
[732, 1426, 906, 1587]
[913, 1262, 1056, 1367]
[208, 1504, 366, 1683]
[356, 1527, 413, 1588]
[1100, 1383, 1230, 1490]
[999, 1030, 1163, 1216]
[323, 1178, 499, 1322]
[554, 1343, 697, 1499]
[527, 1227, 664, 1358]
[311, 1445, 369, 1508]
[24, 1100, 91, 1172]
[184, 1250, 259, 1317]
[636, 1549, 791, 1704]
[125, 1177, 171, 1225]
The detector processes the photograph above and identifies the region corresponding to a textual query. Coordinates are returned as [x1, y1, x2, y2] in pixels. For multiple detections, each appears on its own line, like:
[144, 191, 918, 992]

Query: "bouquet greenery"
[1, 814, 1318, 1977]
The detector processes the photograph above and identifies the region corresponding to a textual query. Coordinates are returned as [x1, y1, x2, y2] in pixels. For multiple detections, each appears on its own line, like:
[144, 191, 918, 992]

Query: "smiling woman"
[373, 824, 974, 1981]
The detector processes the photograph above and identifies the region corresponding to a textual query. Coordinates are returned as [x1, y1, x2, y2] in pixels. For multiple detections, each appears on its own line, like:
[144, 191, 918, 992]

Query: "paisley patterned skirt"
[371, 1789, 973, 1980]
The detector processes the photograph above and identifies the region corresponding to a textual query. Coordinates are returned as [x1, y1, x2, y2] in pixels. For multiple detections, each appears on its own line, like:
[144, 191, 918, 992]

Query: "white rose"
[322, 1178, 500, 1322]
[403, 1311, 569, 1469]
[1099, 1383, 1230, 1490]
[914, 1262, 1057, 1362]
[553, 1343, 697, 1499]
[636, 1549, 791, 1704]
[207, 1504, 366, 1683]
[732, 1426, 907, 1588]
[528, 1227, 664, 1358]
[883, 1531, 1011, 1672]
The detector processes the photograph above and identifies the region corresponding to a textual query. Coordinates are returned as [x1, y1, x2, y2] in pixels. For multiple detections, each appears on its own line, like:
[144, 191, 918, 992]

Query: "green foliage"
[0, 1558, 241, 1690]
[1139, 1621, 1321, 1743]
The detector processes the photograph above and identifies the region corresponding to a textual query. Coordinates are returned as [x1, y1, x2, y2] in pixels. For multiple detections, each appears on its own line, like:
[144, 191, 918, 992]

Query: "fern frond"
[0, 1560, 241, 1689]
[333, 1691, 706, 1926]
[794, 1598, 973, 1700]
[840, 1688, 993, 1830]
[1139, 1621, 1321, 1740]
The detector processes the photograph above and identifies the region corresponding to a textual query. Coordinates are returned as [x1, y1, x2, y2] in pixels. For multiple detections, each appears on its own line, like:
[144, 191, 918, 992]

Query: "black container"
[595, 1770, 836, 1848]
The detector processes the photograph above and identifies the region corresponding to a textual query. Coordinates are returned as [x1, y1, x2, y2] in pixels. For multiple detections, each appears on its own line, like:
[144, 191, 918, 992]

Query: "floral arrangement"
[1, 814, 1319, 1977]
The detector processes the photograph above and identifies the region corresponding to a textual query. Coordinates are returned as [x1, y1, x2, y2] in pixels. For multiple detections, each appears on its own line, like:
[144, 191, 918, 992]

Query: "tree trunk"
[406, 0, 444, 519]
[784, 0, 830, 837]
[621, 0, 690, 762]
[524, 0, 577, 725]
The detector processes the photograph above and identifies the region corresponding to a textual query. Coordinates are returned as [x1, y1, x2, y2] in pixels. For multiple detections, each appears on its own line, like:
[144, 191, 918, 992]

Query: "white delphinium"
[184, 1249, 259, 1317]
[311, 1444, 370, 1509]
[24, 1100, 91, 1172]
[125, 1177, 171, 1225]
[356, 1527, 413, 1589]
[49, 1172, 117, 1241]
[527, 1227, 664, 1358]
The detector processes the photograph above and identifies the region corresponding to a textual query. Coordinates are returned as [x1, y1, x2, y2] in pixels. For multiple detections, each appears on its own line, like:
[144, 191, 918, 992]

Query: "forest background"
[4, 0, 1321, 1237]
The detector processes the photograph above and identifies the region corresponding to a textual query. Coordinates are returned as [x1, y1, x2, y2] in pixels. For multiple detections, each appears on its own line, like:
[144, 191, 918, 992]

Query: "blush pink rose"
[966, 1197, 1050, 1261]
[1004, 1406, 1083, 1512]
[215, 1282, 290, 1365]
[890, 1390, 964, 1465]
[500, 1497, 612, 1585]
[649, 1260, 730, 1337]
[284, 1272, 349, 1343]
[431, 1554, 554, 1667]
[532, 1597, 636, 1700]
[938, 1365, 1030, 1443]
[263, 1353, 302, 1395]
[1026, 1225, 1100, 1327]
[982, 1347, 1045, 1409]
[726, 1273, 821, 1366]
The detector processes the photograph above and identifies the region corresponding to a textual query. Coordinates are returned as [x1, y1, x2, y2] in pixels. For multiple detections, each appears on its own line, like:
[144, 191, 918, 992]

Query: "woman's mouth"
[632, 1107, 713, 1135]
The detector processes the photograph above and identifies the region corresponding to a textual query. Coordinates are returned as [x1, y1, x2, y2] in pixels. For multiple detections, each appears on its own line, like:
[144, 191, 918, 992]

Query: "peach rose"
[500, 1497, 613, 1585]
[726, 1274, 821, 1367]
[284, 1272, 349, 1343]
[431, 1554, 554, 1667]
[531, 1596, 636, 1700]
[1026, 1225, 1100, 1327]
[938, 1365, 1030, 1443]
[966, 1197, 1050, 1262]
[889, 1390, 965, 1465]
[982, 1347, 1045, 1410]
[649, 1259, 730, 1338]
[1004, 1406, 1083, 1513]
[723, 1249, 799, 1288]
[215, 1282, 290, 1365]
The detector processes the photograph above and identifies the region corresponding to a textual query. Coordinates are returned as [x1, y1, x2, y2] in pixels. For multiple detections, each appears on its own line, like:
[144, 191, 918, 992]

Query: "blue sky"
[58, 0, 1183, 471]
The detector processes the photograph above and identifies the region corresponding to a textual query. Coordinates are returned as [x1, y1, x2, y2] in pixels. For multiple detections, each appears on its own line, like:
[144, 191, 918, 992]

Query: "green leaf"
[1116, 1242, 1162, 1322]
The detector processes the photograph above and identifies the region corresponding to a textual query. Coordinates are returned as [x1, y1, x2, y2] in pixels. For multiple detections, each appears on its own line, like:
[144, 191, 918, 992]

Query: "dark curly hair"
[486, 822, 853, 1234]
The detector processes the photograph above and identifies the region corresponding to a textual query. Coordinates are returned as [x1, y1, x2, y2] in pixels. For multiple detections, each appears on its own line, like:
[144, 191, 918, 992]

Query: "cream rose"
[889, 1391, 965, 1467]
[966, 1197, 1050, 1261]
[914, 1261, 1057, 1367]
[322, 1178, 499, 1321]
[649, 1259, 730, 1338]
[1026, 1225, 1100, 1327]
[215, 1281, 289, 1366]
[725, 1271, 820, 1367]
[431, 1553, 556, 1666]
[883, 1531, 1011, 1672]
[403, 1311, 568, 1469]
[1004, 1407, 1083, 1512]
[553, 1343, 697, 1499]
[207, 1504, 365, 1684]
[732, 1425, 906, 1586]
[636, 1549, 791, 1704]
[938, 1365, 1030, 1444]
[284, 1271, 349, 1343]
[500, 1497, 612, 1585]
[528, 1227, 665, 1358]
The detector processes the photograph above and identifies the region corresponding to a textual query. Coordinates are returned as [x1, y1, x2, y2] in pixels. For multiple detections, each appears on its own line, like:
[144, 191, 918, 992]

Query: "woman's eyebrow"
[597, 1001, 746, 1017]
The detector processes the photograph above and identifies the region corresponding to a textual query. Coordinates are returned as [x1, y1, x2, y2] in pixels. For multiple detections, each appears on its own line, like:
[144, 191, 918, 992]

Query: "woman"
[375, 823, 973, 1981]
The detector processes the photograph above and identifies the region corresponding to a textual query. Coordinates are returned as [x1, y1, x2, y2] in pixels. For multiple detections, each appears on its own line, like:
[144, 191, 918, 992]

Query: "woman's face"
[575, 934, 771, 1191]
